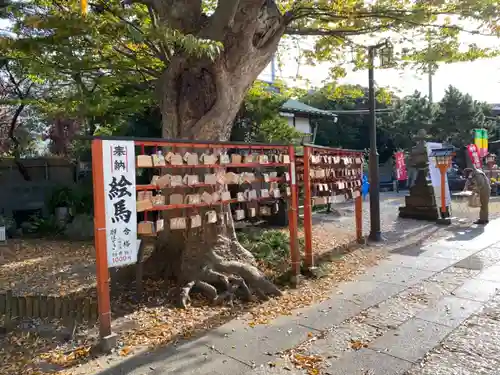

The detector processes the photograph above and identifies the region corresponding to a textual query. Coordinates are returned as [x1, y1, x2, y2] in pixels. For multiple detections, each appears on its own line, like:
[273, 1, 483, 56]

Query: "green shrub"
[47, 185, 93, 215]
[29, 215, 63, 236]
[238, 229, 292, 264]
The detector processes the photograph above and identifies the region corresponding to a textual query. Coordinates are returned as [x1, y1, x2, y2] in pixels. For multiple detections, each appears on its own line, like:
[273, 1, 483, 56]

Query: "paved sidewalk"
[92, 219, 500, 375]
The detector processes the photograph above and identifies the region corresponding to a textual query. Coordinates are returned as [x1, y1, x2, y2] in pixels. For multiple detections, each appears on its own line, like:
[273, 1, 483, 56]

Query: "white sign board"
[102, 140, 138, 267]
[426, 142, 451, 210]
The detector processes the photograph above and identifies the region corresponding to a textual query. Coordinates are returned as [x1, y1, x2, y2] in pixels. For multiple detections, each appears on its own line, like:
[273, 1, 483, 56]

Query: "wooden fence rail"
[0, 290, 98, 325]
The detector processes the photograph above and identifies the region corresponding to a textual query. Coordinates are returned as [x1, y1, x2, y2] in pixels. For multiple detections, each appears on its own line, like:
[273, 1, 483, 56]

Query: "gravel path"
[309, 192, 500, 255]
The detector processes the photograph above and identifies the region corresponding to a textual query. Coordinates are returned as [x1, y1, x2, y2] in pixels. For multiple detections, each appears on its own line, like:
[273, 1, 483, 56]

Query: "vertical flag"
[81, 0, 88, 15]
[483, 129, 488, 157]
[474, 129, 488, 158]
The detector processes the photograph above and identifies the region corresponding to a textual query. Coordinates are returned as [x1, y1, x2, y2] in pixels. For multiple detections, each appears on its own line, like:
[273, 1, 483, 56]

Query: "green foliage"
[47, 185, 93, 215]
[302, 84, 396, 160]
[231, 81, 302, 144]
[255, 116, 302, 144]
[433, 86, 495, 147]
[47, 186, 74, 210]
[237, 229, 304, 265]
[299, 83, 496, 161]
[0, 214, 16, 233]
[28, 214, 63, 236]
[385, 91, 437, 150]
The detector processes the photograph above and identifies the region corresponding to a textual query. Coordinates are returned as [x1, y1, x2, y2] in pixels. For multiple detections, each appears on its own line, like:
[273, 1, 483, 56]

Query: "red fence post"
[355, 194, 363, 243]
[303, 145, 314, 269]
[91, 139, 113, 347]
[288, 145, 301, 280]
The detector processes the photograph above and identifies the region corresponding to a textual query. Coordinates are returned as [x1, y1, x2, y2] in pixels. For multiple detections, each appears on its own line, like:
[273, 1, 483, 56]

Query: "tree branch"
[287, 7, 497, 37]
[112, 46, 162, 77]
[94, 1, 166, 62]
[199, 0, 240, 40]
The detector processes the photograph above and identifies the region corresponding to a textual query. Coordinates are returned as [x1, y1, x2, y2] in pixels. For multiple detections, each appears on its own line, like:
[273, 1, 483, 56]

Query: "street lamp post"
[486, 153, 496, 178]
[367, 40, 392, 242]
[429, 149, 455, 225]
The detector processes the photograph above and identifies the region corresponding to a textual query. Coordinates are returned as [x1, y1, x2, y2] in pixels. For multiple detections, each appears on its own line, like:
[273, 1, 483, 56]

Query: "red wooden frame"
[91, 137, 300, 343]
[299, 144, 364, 270]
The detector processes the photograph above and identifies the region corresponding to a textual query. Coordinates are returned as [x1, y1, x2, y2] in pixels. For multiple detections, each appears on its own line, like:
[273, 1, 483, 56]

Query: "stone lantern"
[398, 130, 440, 220]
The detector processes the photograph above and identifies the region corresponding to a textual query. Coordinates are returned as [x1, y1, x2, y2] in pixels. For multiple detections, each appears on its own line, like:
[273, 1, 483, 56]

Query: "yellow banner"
[81, 0, 87, 15]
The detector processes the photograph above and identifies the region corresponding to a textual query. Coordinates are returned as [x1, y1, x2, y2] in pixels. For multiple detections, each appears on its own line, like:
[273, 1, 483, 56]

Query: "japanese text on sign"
[102, 141, 138, 267]
[394, 152, 407, 181]
[466, 144, 482, 169]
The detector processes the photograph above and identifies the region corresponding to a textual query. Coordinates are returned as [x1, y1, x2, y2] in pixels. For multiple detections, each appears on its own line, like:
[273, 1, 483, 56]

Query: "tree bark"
[143, 0, 286, 307]
[9, 103, 31, 181]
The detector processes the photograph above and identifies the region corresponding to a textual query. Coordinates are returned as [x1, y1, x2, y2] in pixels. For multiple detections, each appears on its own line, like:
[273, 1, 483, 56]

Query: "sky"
[259, 54, 500, 104]
[259, 25, 500, 104]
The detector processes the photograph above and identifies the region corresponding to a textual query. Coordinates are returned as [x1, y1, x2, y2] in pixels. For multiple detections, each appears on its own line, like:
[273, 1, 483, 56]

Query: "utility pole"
[367, 46, 381, 241]
[367, 40, 392, 242]
[427, 31, 434, 103]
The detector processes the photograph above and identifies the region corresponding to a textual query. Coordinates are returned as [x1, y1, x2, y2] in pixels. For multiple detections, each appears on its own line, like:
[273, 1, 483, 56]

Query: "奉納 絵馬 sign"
[102, 140, 138, 267]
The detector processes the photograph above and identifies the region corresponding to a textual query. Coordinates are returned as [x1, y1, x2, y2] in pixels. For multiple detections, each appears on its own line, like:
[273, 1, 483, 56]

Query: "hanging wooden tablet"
[137, 155, 153, 168]
[156, 219, 164, 232]
[152, 152, 166, 167]
[206, 210, 217, 223]
[219, 152, 230, 164]
[190, 214, 202, 228]
[231, 154, 242, 164]
[184, 152, 199, 165]
[138, 221, 154, 234]
[169, 194, 184, 205]
[156, 174, 171, 188]
[234, 209, 245, 221]
[170, 217, 187, 230]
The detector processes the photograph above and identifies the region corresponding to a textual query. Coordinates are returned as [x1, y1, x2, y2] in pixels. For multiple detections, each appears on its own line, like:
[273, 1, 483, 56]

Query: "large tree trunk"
[143, 1, 286, 307]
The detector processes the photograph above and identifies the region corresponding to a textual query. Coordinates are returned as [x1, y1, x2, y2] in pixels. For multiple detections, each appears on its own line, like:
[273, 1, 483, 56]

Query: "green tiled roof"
[281, 99, 337, 117]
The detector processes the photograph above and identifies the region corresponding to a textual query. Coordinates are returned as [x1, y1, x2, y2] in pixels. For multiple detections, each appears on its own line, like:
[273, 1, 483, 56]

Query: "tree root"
[176, 253, 282, 309]
[172, 231, 283, 309]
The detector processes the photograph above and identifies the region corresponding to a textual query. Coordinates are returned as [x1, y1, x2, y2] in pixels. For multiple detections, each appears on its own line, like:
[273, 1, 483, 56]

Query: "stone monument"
[399, 130, 439, 220]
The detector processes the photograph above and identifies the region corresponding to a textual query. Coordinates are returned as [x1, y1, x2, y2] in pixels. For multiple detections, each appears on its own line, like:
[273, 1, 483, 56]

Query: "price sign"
[102, 140, 138, 267]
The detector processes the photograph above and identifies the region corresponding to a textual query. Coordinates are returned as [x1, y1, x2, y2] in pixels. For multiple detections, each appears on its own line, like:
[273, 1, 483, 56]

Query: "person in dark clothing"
[464, 167, 491, 224]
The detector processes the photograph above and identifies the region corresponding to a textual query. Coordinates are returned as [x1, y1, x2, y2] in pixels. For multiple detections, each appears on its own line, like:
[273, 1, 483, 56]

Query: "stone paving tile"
[334, 280, 407, 309]
[428, 267, 481, 292]
[405, 348, 499, 375]
[325, 348, 413, 375]
[416, 296, 483, 328]
[419, 245, 476, 260]
[432, 227, 499, 251]
[486, 241, 500, 249]
[468, 246, 500, 261]
[293, 297, 363, 332]
[305, 320, 384, 359]
[357, 264, 435, 286]
[451, 279, 500, 302]
[208, 317, 310, 367]
[378, 253, 457, 271]
[399, 280, 453, 307]
[444, 315, 500, 361]
[453, 254, 498, 271]
[99, 337, 250, 375]
[361, 293, 427, 329]
[246, 361, 305, 375]
[476, 264, 500, 282]
[369, 318, 453, 363]
[406, 304, 500, 375]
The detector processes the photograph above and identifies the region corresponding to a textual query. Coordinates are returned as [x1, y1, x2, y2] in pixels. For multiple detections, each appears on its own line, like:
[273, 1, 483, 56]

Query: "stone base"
[399, 206, 439, 221]
[437, 218, 452, 225]
[100, 333, 118, 353]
